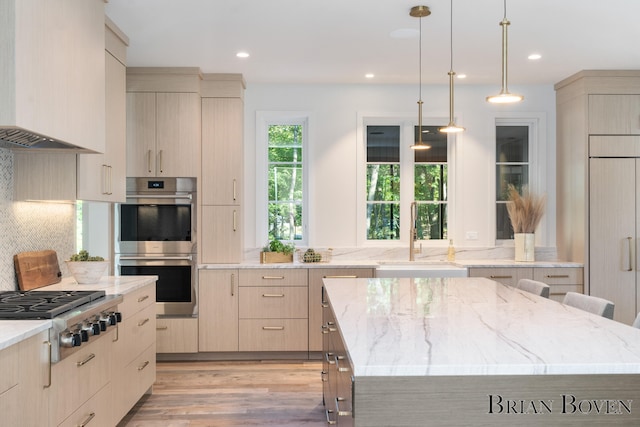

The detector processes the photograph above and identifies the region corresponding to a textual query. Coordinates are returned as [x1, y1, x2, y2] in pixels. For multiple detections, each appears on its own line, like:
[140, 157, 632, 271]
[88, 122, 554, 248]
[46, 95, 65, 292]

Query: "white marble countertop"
[323, 277, 640, 377]
[0, 275, 157, 351]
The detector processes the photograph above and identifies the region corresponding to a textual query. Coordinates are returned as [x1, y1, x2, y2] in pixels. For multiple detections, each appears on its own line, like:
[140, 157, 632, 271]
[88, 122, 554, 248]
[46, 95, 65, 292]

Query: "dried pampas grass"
[506, 185, 546, 234]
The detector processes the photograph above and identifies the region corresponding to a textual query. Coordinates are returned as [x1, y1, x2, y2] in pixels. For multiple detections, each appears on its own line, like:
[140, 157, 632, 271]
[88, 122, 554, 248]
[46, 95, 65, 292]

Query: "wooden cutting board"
[14, 250, 62, 291]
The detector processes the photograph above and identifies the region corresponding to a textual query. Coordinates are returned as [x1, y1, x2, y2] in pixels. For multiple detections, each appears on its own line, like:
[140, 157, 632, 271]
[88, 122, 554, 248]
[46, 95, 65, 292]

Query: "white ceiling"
[105, 0, 640, 86]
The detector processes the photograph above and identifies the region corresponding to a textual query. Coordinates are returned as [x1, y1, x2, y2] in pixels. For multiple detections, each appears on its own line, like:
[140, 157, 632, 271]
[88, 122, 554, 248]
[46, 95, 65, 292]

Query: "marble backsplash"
[0, 148, 76, 291]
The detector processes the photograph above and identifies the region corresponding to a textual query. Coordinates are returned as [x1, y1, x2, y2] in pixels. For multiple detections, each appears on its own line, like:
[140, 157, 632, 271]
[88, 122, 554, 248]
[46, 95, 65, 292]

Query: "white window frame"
[356, 112, 455, 247]
[492, 113, 547, 246]
[256, 111, 310, 247]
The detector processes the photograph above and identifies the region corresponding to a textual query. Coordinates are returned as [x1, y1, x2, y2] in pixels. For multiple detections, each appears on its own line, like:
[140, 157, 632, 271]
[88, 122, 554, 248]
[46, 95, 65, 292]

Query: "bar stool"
[516, 279, 550, 298]
[562, 292, 614, 319]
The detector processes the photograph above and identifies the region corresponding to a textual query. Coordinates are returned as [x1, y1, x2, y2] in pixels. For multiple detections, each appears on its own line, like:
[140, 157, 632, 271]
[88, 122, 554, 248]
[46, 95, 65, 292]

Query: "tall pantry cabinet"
[555, 71, 640, 324]
[200, 74, 245, 263]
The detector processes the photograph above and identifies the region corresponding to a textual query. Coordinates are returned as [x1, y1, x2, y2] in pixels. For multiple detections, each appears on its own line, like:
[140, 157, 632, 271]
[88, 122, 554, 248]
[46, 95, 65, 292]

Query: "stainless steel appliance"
[0, 290, 122, 363]
[115, 177, 198, 317]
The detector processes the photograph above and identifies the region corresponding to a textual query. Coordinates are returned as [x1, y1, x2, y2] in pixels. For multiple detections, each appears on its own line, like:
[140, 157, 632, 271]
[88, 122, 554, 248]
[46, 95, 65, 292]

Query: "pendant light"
[440, 0, 465, 133]
[486, 0, 523, 104]
[410, 5, 431, 150]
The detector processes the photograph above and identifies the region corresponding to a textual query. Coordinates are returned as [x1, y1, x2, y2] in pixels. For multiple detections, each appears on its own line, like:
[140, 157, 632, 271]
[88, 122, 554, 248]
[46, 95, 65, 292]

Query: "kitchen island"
[323, 277, 640, 426]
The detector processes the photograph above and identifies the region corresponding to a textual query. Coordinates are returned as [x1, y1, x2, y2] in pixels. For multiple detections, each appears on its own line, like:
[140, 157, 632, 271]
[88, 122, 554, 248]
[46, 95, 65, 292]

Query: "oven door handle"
[119, 255, 193, 261]
[127, 194, 192, 200]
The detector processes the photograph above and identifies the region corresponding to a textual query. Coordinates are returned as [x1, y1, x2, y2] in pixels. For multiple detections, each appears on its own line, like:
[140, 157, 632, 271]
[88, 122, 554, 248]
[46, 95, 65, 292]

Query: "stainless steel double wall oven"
[115, 177, 197, 317]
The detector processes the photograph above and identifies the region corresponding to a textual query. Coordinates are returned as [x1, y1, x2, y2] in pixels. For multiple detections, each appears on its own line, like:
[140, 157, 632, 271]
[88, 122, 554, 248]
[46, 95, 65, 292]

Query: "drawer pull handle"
[77, 353, 96, 367]
[321, 324, 337, 334]
[262, 275, 285, 280]
[262, 293, 285, 297]
[628, 236, 634, 271]
[138, 360, 150, 371]
[138, 295, 150, 303]
[78, 411, 96, 427]
[335, 397, 352, 417]
[262, 326, 284, 330]
[44, 341, 52, 388]
[545, 274, 570, 279]
[324, 275, 358, 279]
[325, 352, 336, 364]
[321, 371, 328, 382]
[335, 355, 350, 372]
[490, 275, 512, 279]
[156, 326, 168, 330]
[325, 409, 337, 425]
[138, 318, 150, 327]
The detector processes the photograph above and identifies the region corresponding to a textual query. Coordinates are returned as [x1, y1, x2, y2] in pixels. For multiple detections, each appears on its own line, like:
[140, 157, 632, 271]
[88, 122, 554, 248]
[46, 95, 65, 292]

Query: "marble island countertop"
[323, 277, 640, 377]
[0, 275, 157, 351]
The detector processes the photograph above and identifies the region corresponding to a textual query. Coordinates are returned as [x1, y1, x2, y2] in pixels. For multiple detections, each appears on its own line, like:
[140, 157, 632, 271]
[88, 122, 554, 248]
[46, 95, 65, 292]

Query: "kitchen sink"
[375, 261, 468, 278]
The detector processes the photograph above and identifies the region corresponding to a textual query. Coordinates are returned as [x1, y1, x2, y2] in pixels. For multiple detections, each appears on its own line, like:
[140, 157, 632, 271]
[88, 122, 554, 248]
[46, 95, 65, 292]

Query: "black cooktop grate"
[0, 290, 106, 319]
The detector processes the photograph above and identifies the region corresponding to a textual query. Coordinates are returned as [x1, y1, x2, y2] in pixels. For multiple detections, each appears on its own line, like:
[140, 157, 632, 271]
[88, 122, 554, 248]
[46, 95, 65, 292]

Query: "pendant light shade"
[486, 0, 523, 104]
[440, 0, 465, 133]
[410, 5, 432, 150]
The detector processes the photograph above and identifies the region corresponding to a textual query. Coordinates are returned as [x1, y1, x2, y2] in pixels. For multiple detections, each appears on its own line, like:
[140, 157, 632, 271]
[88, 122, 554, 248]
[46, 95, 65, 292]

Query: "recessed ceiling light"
[528, 53, 541, 60]
[365, 73, 375, 79]
[236, 52, 249, 58]
[456, 74, 467, 79]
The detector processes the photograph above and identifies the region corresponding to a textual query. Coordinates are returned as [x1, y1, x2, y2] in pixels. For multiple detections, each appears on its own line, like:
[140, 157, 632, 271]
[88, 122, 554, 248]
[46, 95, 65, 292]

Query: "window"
[267, 123, 304, 242]
[496, 124, 529, 240]
[364, 121, 448, 242]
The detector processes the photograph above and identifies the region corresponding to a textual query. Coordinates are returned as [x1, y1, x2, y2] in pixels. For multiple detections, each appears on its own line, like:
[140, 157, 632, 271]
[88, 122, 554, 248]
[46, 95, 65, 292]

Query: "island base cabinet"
[156, 317, 198, 353]
[352, 374, 640, 426]
[239, 319, 308, 352]
[58, 383, 112, 427]
[113, 343, 156, 424]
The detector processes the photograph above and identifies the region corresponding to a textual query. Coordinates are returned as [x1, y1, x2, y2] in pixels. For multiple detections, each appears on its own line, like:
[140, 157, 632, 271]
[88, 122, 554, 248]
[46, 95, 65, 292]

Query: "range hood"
[0, 127, 91, 151]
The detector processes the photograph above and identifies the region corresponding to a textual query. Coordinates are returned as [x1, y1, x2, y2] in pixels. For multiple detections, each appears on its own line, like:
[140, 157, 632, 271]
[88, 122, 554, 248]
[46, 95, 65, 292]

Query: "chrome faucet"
[409, 201, 422, 261]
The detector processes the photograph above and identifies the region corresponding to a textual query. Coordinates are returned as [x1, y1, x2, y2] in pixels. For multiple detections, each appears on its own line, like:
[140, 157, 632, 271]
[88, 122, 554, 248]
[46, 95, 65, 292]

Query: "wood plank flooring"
[118, 360, 326, 426]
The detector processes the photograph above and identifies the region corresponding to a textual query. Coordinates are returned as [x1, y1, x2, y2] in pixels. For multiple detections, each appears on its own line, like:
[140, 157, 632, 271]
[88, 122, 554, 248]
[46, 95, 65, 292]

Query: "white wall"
[244, 82, 556, 251]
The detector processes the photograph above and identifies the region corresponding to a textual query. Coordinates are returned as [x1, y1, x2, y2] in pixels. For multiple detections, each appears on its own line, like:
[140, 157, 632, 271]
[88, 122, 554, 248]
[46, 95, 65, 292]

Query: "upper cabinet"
[126, 68, 202, 178]
[0, 0, 105, 152]
[588, 95, 640, 135]
[77, 18, 128, 202]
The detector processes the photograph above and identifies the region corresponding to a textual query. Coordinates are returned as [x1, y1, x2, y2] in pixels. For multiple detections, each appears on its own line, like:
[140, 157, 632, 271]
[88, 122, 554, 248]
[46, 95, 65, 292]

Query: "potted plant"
[260, 240, 295, 264]
[66, 249, 109, 283]
[506, 185, 546, 262]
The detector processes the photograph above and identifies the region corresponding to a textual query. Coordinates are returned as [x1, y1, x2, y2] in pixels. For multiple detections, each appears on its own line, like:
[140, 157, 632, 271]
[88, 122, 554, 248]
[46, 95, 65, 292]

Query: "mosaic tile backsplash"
[0, 148, 75, 291]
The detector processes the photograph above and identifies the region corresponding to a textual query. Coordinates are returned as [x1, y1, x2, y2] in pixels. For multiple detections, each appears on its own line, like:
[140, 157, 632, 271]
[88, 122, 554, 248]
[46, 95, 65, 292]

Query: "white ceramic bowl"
[66, 261, 108, 284]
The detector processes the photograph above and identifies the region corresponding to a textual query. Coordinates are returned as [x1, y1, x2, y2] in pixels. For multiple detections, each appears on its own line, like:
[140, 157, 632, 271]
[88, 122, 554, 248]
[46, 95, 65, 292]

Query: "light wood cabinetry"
[198, 269, 239, 352]
[76, 19, 128, 202]
[156, 317, 198, 353]
[0, 0, 105, 152]
[126, 91, 201, 177]
[468, 266, 583, 302]
[58, 383, 112, 427]
[13, 152, 77, 200]
[0, 330, 50, 427]
[556, 71, 640, 323]
[309, 268, 374, 352]
[200, 75, 245, 263]
[112, 283, 157, 425]
[238, 269, 308, 352]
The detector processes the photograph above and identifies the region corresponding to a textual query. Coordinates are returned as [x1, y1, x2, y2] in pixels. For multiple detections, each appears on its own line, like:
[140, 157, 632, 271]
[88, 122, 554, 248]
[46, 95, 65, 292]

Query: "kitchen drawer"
[239, 286, 308, 319]
[119, 343, 156, 414]
[58, 382, 112, 427]
[156, 317, 198, 353]
[468, 267, 533, 286]
[0, 381, 19, 427]
[0, 342, 19, 394]
[239, 269, 308, 287]
[533, 267, 583, 285]
[50, 329, 114, 425]
[239, 319, 308, 351]
[118, 302, 156, 362]
[118, 283, 156, 318]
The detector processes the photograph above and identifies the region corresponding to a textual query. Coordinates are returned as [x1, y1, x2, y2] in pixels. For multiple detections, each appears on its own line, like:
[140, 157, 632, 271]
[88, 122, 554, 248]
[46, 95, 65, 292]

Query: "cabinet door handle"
[156, 326, 168, 330]
[324, 275, 358, 279]
[76, 353, 96, 367]
[138, 295, 150, 303]
[262, 293, 285, 298]
[231, 273, 236, 296]
[325, 409, 337, 425]
[108, 165, 113, 195]
[138, 318, 150, 327]
[147, 149, 152, 173]
[335, 355, 349, 372]
[321, 371, 328, 382]
[101, 164, 108, 195]
[262, 326, 284, 330]
[159, 149, 164, 173]
[490, 275, 513, 279]
[233, 179, 237, 201]
[335, 397, 352, 417]
[628, 236, 634, 271]
[262, 275, 284, 280]
[325, 352, 336, 364]
[233, 210, 237, 231]
[78, 412, 96, 427]
[138, 360, 150, 371]
[44, 341, 52, 388]
[545, 274, 570, 279]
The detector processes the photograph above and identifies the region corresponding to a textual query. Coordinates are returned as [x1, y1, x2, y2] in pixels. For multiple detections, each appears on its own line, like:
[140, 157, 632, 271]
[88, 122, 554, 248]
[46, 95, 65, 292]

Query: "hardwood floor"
[118, 360, 326, 426]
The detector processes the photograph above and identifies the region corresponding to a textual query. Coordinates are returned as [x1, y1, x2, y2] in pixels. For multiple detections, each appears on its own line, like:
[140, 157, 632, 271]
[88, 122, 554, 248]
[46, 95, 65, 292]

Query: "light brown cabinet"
[126, 91, 201, 177]
[156, 317, 198, 353]
[198, 269, 239, 352]
[200, 205, 242, 264]
[468, 266, 583, 302]
[309, 268, 374, 352]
